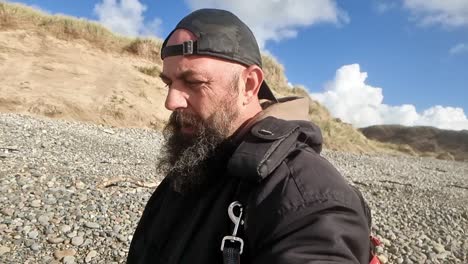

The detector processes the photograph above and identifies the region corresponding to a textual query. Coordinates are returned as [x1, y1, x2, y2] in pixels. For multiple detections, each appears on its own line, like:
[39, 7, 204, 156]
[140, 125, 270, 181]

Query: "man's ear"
[242, 65, 264, 104]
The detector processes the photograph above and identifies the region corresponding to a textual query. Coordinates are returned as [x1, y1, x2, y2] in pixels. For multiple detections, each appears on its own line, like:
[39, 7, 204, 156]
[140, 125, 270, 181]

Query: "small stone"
[82, 238, 92, 247]
[43, 257, 56, 263]
[31, 170, 42, 177]
[84, 222, 100, 229]
[113, 225, 122, 233]
[48, 237, 65, 244]
[0, 246, 11, 256]
[30, 199, 41, 207]
[381, 238, 391, 247]
[60, 225, 72, 233]
[376, 246, 384, 254]
[45, 197, 57, 205]
[28, 230, 39, 239]
[462, 211, 468, 219]
[103, 129, 115, 134]
[66, 231, 77, 238]
[117, 234, 128, 242]
[38, 215, 50, 226]
[377, 254, 388, 264]
[436, 251, 449, 260]
[31, 243, 40, 251]
[1, 208, 14, 216]
[433, 243, 446, 254]
[63, 256, 75, 264]
[75, 181, 85, 189]
[54, 249, 76, 260]
[78, 194, 88, 202]
[25, 240, 34, 247]
[71, 236, 83, 246]
[85, 250, 98, 263]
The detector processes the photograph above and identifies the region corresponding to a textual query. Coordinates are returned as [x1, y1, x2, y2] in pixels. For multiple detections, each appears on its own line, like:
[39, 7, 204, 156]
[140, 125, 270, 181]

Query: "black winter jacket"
[127, 98, 371, 264]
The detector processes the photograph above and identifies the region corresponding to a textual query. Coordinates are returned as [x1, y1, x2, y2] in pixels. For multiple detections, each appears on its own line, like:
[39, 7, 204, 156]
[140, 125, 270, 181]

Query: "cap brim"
[258, 81, 278, 102]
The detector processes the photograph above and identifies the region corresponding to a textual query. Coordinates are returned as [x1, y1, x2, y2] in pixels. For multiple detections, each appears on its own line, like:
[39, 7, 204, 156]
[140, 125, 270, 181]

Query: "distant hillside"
[360, 125, 468, 161]
[0, 2, 407, 155]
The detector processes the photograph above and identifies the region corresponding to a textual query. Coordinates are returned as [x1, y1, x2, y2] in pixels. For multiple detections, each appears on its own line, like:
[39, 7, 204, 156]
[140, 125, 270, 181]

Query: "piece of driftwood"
[98, 176, 158, 189]
[0, 147, 20, 153]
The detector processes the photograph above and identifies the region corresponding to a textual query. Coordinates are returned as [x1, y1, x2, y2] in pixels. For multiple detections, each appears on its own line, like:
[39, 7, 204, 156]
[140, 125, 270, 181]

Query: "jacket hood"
[228, 97, 323, 182]
[233, 97, 323, 154]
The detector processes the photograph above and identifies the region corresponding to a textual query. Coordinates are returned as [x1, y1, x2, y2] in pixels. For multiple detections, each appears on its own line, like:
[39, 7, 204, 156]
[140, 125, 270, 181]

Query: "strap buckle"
[182, 40, 194, 55]
[220, 236, 244, 254]
[220, 201, 245, 254]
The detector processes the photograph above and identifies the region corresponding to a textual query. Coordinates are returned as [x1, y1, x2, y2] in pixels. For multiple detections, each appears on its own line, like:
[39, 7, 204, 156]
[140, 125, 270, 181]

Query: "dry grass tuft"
[124, 38, 162, 63]
[135, 65, 161, 77]
[261, 54, 291, 96]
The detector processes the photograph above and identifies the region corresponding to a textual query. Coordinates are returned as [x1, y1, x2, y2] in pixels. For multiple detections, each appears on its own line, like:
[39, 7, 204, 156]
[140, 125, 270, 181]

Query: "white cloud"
[311, 64, 468, 131]
[374, 0, 397, 14]
[94, 0, 162, 37]
[449, 43, 468, 55]
[185, 0, 349, 48]
[403, 0, 468, 27]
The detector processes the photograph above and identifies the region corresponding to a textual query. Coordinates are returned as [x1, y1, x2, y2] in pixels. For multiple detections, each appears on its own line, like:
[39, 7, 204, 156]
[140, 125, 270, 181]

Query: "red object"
[370, 236, 382, 246]
[370, 255, 382, 264]
[369, 235, 383, 264]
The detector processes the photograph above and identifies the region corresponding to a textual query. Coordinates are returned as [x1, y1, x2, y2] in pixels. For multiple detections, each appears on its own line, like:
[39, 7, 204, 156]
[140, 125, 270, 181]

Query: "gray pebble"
[63, 256, 75, 264]
[30, 200, 41, 208]
[66, 231, 77, 238]
[38, 215, 50, 226]
[85, 250, 98, 263]
[28, 230, 39, 239]
[60, 225, 72, 233]
[433, 243, 446, 253]
[31, 170, 42, 177]
[47, 237, 65, 244]
[1, 208, 14, 217]
[84, 222, 100, 229]
[0, 246, 11, 256]
[71, 236, 84, 246]
[30, 243, 40, 251]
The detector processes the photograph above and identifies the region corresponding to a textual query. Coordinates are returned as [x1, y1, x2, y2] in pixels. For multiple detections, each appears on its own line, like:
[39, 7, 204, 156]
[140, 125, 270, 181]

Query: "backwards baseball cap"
[161, 8, 278, 102]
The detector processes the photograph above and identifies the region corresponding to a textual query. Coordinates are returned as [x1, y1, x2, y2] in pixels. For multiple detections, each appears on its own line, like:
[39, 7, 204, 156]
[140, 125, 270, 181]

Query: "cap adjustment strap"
[161, 40, 197, 59]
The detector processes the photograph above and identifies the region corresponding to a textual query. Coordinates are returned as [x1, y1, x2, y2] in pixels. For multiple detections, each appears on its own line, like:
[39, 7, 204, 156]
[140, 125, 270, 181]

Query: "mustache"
[169, 111, 204, 132]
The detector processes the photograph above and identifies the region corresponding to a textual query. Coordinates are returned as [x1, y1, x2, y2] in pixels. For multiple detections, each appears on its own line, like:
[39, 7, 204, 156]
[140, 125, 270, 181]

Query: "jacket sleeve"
[246, 150, 370, 264]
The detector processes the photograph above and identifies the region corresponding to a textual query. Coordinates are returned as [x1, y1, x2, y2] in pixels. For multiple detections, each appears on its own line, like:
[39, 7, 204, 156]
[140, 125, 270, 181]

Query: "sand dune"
[0, 30, 170, 130]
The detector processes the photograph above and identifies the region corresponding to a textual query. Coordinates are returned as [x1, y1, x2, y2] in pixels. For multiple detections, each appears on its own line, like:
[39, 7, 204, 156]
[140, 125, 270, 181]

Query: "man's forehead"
[166, 29, 197, 46]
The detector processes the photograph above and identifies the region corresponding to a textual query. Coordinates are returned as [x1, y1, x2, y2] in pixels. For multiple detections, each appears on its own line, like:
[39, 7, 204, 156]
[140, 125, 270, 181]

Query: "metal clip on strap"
[221, 201, 245, 264]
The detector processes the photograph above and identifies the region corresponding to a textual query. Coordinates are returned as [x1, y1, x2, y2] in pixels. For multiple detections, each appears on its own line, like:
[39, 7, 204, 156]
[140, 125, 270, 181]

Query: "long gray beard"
[156, 98, 239, 193]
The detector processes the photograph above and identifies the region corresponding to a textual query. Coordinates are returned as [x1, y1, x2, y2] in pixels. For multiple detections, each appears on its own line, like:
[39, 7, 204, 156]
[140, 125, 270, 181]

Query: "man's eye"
[186, 80, 205, 87]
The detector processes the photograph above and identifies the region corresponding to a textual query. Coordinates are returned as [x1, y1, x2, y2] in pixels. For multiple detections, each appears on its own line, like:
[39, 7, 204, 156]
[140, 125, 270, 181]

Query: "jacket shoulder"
[254, 147, 360, 216]
[228, 116, 322, 182]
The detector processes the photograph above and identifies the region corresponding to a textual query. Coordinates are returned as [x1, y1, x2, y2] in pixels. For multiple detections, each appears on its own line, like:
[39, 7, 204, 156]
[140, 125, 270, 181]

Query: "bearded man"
[127, 8, 372, 264]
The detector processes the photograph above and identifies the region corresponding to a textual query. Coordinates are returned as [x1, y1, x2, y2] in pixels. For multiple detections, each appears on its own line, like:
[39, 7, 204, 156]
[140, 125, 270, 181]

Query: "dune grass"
[0, 1, 162, 62]
[135, 65, 161, 77]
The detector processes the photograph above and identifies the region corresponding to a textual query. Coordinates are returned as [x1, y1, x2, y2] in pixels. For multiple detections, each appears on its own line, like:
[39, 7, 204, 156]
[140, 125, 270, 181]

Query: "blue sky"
[8, 0, 468, 130]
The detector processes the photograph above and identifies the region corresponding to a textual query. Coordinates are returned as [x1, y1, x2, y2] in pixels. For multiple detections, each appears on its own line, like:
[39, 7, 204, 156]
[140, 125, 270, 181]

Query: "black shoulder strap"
[228, 116, 301, 182]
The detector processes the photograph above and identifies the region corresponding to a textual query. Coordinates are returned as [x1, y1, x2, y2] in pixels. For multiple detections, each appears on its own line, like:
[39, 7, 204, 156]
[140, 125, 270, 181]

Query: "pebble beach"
[0, 113, 467, 263]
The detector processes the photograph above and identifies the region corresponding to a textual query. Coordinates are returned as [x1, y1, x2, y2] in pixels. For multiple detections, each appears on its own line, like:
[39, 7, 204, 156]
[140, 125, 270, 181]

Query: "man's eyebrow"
[159, 70, 207, 81]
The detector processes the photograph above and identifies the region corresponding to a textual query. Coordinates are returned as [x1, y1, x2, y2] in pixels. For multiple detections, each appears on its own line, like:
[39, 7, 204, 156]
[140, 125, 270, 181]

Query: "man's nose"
[165, 87, 188, 111]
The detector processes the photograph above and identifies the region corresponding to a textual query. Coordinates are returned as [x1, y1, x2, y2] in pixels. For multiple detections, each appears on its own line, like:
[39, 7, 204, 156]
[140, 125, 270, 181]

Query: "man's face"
[157, 29, 245, 192]
[160, 54, 242, 136]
